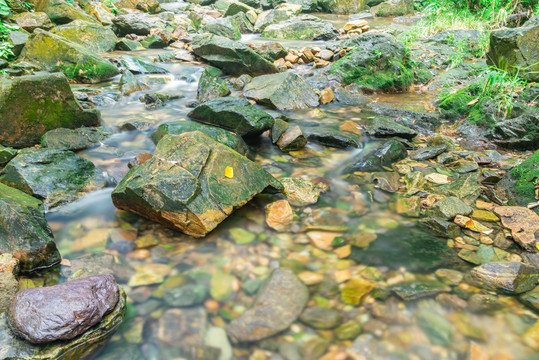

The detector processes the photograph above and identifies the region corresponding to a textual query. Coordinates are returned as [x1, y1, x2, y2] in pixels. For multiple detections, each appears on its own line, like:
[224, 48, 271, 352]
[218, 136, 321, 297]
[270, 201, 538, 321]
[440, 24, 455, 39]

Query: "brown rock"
[266, 200, 294, 232]
[493, 206, 539, 251]
[319, 88, 334, 104]
[277, 125, 307, 151]
[8, 274, 120, 344]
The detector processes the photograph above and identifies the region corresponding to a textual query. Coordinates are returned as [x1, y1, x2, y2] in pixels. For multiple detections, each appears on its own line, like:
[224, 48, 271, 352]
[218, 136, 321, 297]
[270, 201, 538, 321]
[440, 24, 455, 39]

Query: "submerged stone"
[22, 29, 119, 83]
[427, 197, 473, 220]
[112, 132, 282, 237]
[346, 139, 408, 173]
[0, 183, 60, 273]
[0, 149, 106, 210]
[281, 177, 320, 207]
[188, 97, 274, 137]
[191, 34, 278, 76]
[8, 274, 120, 344]
[150, 120, 250, 156]
[391, 279, 451, 301]
[300, 306, 342, 329]
[244, 72, 319, 110]
[227, 268, 308, 342]
[0, 73, 101, 148]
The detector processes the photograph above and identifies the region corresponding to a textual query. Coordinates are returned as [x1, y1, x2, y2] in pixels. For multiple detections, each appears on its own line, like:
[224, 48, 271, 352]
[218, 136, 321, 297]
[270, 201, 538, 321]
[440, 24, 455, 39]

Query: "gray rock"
[244, 72, 319, 110]
[427, 197, 473, 220]
[0, 148, 107, 210]
[345, 139, 407, 172]
[188, 97, 274, 137]
[112, 13, 169, 36]
[227, 268, 309, 341]
[261, 17, 338, 41]
[8, 274, 120, 344]
[116, 55, 168, 74]
[471, 262, 539, 294]
[41, 127, 110, 151]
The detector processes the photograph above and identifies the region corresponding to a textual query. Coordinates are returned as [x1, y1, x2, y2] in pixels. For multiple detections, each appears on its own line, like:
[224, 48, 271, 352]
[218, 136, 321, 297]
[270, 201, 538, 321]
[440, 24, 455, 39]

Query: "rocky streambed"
[1, 0, 539, 359]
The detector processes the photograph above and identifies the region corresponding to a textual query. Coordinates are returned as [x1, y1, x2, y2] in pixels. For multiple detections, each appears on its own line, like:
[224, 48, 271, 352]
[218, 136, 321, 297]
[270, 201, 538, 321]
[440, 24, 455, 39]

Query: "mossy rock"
[150, 120, 250, 156]
[0, 148, 107, 210]
[191, 33, 278, 76]
[487, 18, 539, 82]
[0, 289, 126, 359]
[41, 127, 111, 151]
[21, 29, 120, 83]
[197, 68, 231, 102]
[374, 0, 413, 16]
[37, 0, 100, 25]
[203, 17, 241, 39]
[262, 17, 338, 41]
[112, 132, 283, 237]
[498, 150, 539, 209]
[0, 73, 101, 148]
[51, 20, 118, 53]
[0, 183, 60, 273]
[188, 96, 274, 137]
[330, 32, 414, 91]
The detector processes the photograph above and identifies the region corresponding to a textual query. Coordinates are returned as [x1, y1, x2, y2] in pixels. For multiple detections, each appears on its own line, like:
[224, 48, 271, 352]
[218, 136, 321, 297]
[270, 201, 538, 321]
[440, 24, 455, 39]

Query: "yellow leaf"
[225, 166, 234, 179]
[468, 98, 479, 106]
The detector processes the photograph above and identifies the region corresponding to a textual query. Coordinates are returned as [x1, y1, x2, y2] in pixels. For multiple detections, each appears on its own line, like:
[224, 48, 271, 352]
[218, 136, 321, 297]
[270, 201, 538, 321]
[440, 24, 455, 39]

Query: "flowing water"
[18, 13, 539, 360]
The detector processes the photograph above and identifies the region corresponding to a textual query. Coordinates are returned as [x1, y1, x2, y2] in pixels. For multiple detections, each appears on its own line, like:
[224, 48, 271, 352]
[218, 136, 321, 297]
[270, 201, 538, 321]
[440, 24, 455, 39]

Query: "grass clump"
[438, 67, 528, 124]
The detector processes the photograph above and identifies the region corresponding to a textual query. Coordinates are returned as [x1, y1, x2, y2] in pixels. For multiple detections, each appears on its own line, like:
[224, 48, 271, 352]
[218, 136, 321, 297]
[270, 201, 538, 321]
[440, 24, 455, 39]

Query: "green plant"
[0, 0, 9, 16]
[0, 20, 18, 60]
[104, 0, 119, 15]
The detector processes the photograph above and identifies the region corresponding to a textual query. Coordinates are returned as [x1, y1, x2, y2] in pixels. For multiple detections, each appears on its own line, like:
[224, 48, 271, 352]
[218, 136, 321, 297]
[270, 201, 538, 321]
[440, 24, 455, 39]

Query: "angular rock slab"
[112, 132, 283, 237]
[0, 288, 125, 359]
[0, 73, 101, 148]
[22, 29, 119, 83]
[470, 261, 539, 294]
[0, 148, 107, 210]
[150, 120, 250, 156]
[0, 183, 60, 273]
[494, 206, 539, 252]
[244, 72, 319, 111]
[191, 34, 278, 77]
[188, 97, 274, 137]
[227, 268, 308, 342]
[8, 274, 120, 344]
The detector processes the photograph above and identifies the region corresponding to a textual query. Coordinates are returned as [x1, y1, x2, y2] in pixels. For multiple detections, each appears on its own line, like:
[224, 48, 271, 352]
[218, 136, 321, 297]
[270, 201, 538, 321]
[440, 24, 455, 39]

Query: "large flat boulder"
[111, 132, 283, 237]
[0, 148, 107, 210]
[0, 183, 60, 273]
[21, 29, 120, 83]
[261, 17, 338, 40]
[244, 72, 319, 110]
[0, 73, 101, 148]
[191, 34, 278, 77]
[51, 20, 118, 53]
[188, 97, 274, 137]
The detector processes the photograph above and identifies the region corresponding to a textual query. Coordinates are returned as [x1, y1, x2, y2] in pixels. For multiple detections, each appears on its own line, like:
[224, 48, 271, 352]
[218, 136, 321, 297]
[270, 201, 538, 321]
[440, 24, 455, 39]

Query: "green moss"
[438, 82, 482, 119]
[501, 151, 539, 207]
[54, 60, 119, 84]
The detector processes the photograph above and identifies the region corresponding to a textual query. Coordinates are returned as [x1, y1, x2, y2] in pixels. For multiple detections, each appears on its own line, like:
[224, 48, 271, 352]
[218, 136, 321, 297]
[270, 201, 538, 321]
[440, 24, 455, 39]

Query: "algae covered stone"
[191, 34, 278, 76]
[111, 132, 283, 237]
[471, 261, 539, 294]
[244, 72, 319, 110]
[0, 148, 107, 209]
[227, 267, 308, 341]
[41, 127, 110, 151]
[0, 73, 101, 148]
[330, 32, 414, 91]
[197, 68, 231, 102]
[22, 29, 119, 83]
[261, 17, 338, 41]
[150, 120, 250, 156]
[0, 183, 61, 273]
[188, 97, 274, 137]
[51, 20, 118, 53]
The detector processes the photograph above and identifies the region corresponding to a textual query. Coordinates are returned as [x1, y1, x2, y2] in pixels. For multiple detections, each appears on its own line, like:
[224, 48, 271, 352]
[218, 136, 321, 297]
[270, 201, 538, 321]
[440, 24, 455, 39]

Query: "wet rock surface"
[112, 132, 282, 237]
[0, 183, 60, 273]
[8, 274, 120, 344]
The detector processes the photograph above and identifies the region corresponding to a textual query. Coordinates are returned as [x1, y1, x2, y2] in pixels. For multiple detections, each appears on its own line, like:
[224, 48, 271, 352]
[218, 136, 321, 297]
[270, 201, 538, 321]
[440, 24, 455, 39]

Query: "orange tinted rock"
[265, 200, 293, 232]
